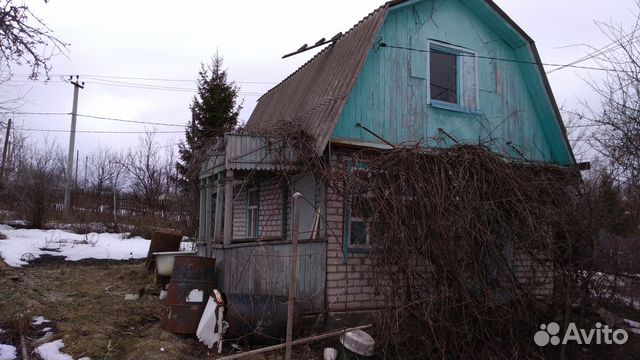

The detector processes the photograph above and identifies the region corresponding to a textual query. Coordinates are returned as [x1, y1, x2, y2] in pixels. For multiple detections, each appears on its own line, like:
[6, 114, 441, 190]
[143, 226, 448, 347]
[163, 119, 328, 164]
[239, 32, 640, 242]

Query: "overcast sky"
[1, 0, 638, 163]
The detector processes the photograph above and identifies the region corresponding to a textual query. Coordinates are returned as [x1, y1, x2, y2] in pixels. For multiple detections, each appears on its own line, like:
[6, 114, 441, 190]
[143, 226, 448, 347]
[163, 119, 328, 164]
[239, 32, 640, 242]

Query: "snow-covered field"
[0, 225, 151, 267]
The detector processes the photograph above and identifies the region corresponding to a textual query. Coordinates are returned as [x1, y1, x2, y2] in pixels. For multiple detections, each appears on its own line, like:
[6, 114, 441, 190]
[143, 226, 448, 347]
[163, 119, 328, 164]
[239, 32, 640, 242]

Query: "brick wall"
[323, 146, 556, 311]
[514, 252, 555, 297]
[232, 178, 284, 240]
[324, 149, 387, 311]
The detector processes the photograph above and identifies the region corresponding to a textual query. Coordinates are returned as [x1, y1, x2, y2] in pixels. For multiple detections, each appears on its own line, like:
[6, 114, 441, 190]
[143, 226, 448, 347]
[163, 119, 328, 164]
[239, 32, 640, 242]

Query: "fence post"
[113, 191, 117, 228]
[286, 192, 302, 360]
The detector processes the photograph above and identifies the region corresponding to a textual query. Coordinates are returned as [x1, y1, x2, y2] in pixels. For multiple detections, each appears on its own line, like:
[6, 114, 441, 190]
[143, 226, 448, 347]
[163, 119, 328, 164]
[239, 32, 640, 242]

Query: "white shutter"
[461, 52, 478, 110]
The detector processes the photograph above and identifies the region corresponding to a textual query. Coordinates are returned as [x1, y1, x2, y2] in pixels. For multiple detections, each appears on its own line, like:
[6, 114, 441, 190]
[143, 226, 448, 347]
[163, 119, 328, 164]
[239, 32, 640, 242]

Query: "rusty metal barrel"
[162, 256, 217, 335]
[146, 228, 183, 271]
[224, 294, 302, 344]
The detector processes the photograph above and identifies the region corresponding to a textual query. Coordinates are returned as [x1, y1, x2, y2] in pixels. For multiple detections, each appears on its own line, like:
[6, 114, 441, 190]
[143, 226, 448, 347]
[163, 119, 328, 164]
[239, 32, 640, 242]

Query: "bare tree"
[163, 143, 178, 195]
[7, 136, 64, 227]
[584, 2, 640, 187]
[119, 131, 169, 211]
[0, 0, 68, 78]
[87, 147, 125, 193]
[85, 146, 124, 215]
[87, 147, 111, 194]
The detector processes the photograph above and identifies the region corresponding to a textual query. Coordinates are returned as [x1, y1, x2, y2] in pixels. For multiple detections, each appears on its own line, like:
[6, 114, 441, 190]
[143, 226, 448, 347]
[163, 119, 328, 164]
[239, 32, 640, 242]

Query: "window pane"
[430, 50, 457, 104]
[350, 220, 368, 246]
[248, 189, 258, 206]
[248, 209, 257, 237]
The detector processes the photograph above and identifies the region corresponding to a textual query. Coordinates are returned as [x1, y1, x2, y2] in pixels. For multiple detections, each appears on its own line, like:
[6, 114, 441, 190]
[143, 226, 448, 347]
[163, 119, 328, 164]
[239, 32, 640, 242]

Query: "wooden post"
[223, 170, 234, 244]
[286, 192, 302, 360]
[113, 191, 117, 227]
[1, 118, 11, 184]
[213, 173, 224, 244]
[205, 177, 213, 256]
[198, 180, 207, 256]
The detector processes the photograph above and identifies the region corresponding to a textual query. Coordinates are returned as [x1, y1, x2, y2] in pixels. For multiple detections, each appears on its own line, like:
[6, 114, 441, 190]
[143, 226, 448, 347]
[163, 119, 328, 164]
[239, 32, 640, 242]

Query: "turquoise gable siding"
[332, 0, 573, 165]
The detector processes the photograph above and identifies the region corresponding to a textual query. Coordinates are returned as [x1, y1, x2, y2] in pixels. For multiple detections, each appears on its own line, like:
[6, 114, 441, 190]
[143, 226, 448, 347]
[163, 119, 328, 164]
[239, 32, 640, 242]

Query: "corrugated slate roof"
[244, 3, 389, 154]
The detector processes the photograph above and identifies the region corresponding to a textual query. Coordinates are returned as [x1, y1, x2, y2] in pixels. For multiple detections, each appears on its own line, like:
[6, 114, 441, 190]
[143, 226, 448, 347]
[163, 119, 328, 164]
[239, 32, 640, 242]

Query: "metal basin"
[153, 251, 197, 276]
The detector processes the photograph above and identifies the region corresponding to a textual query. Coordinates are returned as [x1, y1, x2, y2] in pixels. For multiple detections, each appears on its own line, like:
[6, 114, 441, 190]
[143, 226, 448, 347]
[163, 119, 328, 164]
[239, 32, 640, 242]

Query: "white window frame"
[348, 216, 370, 249]
[247, 186, 259, 238]
[427, 40, 479, 113]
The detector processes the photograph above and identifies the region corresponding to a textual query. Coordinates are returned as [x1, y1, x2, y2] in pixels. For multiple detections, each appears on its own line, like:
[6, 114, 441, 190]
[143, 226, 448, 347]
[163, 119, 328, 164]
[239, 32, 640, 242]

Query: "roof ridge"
[257, 3, 390, 102]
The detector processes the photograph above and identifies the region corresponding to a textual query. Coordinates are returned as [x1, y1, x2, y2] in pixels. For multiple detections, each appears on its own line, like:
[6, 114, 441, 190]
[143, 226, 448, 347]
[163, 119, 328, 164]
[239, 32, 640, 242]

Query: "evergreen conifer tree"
[177, 54, 242, 232]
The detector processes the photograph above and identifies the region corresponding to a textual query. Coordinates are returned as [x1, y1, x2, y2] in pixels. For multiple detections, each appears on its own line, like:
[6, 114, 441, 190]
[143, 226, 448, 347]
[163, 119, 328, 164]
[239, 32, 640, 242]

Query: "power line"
[3, 76, 269, 95]
[379, 43, 635, 74]
[13, 127, 183, 134]
[79, 114, 185, 127]
[84, 80, 196, 92]
[9, 73, 278, 84]
[546, 30, 640, 74]
[82, 80, 265, 95]
[0, 111, 187, 128]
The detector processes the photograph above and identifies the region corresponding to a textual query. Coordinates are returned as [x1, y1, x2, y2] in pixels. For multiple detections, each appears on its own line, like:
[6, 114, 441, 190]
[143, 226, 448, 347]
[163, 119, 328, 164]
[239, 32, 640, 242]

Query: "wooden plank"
[302, 243, 310, 312]
[217, 325, 372, 360]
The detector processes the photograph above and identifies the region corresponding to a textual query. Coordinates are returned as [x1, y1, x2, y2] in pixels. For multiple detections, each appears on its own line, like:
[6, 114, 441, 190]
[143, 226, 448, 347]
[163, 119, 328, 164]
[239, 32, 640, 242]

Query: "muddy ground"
[0, 256, 327, 360]
[4, 255, 640, 360]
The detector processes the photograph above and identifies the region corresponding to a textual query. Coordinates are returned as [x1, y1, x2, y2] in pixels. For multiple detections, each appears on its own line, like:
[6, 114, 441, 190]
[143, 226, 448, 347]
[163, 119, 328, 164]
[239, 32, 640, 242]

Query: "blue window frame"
[343, 161, 372, 263]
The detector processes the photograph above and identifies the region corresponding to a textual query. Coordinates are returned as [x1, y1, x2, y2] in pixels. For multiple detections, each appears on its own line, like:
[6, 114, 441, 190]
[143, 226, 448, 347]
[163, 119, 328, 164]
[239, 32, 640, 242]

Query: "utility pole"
[64, 76, 84, 215]
[84, 155, 88, 189]
[75, 149, 79, 189]
[1, 118, 12, 183]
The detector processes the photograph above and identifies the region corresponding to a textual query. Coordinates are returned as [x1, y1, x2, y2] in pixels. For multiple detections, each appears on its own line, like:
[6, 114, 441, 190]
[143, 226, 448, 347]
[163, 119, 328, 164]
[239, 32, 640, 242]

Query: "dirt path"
[0, 256, 205, 360]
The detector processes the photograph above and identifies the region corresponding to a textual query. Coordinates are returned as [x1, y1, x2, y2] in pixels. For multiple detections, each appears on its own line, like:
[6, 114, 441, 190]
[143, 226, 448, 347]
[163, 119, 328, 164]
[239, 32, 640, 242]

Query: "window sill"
[430, 100, 481, 115]
[348, 246, 372, 254]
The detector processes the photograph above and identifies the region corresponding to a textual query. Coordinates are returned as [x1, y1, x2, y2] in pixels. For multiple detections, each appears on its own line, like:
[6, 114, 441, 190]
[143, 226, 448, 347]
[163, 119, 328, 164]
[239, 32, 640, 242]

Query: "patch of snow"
[0, 329, 4, 334]
[186, 289, 204, 303]
[179, 241, 196, 252]
[0, 228, 150, 267]
[35, 340, 73, 360]
[33, 316, 51, 325]
[42, 327, 52, 332]
[0, 344, 17, 360]
[0, 225, 13, 231]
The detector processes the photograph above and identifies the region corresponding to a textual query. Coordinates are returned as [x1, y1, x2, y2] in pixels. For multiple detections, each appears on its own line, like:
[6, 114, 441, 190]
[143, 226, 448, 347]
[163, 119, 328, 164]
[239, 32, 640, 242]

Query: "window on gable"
[430, 49, 458, 104]
[429, 42, 478, 111]
[247, 186, 259, 238]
